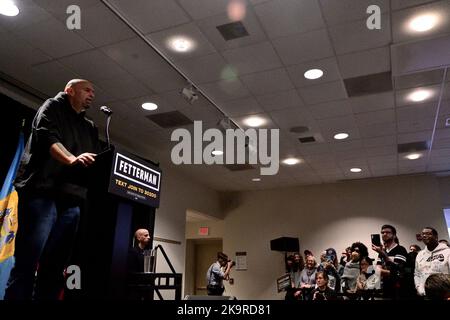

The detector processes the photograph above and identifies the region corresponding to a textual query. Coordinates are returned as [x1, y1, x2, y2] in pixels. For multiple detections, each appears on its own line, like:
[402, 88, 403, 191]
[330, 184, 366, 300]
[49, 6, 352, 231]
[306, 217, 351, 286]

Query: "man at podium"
[5, 79, 101, 300]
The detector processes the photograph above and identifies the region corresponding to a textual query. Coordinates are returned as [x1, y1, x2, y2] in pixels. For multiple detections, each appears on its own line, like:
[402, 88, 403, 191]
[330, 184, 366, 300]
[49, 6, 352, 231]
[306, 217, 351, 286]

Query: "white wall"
[185, 220, 225, 240]
[220, 175, 449, 300]
[151, 167, 221, 299]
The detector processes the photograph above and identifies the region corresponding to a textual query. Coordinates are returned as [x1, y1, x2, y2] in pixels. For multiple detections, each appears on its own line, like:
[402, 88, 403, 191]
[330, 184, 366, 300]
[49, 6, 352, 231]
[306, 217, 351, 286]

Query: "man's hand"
[372, 244, 383, 254]
[71, 152, 96, 167]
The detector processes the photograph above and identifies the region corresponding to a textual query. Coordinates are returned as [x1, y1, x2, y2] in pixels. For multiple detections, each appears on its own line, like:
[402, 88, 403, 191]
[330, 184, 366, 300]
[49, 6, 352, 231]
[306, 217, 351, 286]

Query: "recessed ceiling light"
[252, 178, 261, 182]
[409, 89, 431, 102]
[212, 150, 223, 156]
[350, 168, 362, 173]
[334, 133, 349, 140]
[243, 116, 266, 127]
[0, 0, 19, 16]
[167, 36, 195, 52]
[304, 69, 323, 80]
[409, 14, 438, 32]
[282, 158, 301, 165]
[142, 102, 158, 111]
[405, 153, 422, 160]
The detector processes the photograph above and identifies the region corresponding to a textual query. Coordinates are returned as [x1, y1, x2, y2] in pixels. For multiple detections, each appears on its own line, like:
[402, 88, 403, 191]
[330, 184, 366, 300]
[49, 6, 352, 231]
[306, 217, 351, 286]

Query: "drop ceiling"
[1, 0, 450, 191]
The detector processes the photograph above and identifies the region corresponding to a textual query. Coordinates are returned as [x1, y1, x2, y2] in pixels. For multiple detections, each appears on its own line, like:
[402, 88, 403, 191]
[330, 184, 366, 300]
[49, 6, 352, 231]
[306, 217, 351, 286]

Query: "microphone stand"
[105, 113, 112, 150]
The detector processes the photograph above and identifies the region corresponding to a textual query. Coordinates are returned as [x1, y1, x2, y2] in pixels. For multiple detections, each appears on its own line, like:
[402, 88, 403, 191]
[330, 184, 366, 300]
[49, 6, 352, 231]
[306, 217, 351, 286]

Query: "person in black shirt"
[128, 229, 152, 273]
[372, 224, 408, 299]
[5, 79, 100, 300]
[311, 271, 337, 300]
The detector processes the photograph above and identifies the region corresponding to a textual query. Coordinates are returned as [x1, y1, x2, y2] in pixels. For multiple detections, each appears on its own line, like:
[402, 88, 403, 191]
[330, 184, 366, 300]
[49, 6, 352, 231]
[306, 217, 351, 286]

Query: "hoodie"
[414, 243, 450, 296]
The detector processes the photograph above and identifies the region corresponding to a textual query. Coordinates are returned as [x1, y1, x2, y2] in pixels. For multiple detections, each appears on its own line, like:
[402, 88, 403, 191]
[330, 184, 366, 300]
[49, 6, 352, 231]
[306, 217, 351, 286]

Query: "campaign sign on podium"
[108, 149, 162, 208]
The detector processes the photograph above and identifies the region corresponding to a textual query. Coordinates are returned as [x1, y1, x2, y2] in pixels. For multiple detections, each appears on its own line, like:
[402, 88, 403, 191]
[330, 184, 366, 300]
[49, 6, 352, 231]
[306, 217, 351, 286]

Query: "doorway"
[185, 239, 222, 296]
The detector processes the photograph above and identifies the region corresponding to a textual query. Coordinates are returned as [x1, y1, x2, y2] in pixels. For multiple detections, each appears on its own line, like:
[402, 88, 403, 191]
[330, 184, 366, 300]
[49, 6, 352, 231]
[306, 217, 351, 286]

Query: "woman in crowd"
[311, 271, 337, 300]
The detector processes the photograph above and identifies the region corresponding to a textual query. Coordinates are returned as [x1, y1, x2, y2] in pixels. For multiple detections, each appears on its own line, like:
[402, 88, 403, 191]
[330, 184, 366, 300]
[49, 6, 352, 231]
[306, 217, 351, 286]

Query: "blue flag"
[0, 132, 24, 299]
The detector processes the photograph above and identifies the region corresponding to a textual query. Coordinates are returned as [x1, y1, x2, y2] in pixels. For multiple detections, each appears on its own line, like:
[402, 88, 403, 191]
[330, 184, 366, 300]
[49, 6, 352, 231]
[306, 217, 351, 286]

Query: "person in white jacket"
[414, 227, 450, 296]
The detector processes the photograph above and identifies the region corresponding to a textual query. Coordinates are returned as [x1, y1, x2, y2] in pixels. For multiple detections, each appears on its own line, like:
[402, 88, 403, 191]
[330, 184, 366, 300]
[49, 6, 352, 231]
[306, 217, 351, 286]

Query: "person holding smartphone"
[371, 224, 408, 299]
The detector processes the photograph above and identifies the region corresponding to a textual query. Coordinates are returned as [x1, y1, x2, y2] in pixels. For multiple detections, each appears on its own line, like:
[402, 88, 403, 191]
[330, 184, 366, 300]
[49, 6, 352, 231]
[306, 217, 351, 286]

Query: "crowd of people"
[284, 225, 450, 300]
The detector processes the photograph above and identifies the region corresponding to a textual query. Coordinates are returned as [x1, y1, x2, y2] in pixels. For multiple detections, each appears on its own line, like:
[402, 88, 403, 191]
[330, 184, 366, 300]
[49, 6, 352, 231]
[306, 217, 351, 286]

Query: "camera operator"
[206, 252, 234, 296]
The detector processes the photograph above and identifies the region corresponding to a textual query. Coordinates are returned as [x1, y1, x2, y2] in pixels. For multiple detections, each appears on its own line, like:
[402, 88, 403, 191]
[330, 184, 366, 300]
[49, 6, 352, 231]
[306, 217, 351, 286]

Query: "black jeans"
[207, 285, 225, 296]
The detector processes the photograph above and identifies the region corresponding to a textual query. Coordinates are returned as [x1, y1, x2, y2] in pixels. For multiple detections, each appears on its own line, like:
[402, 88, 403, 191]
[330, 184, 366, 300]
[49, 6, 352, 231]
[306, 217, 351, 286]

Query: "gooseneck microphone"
[100, 106, 113, 149]
[100, 105, 113, 115]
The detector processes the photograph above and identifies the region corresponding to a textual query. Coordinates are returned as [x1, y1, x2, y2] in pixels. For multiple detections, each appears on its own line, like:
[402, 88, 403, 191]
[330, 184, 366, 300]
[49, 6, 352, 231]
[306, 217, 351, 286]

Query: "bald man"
[128, 229, 152, 273]
[6, 79, 101, 300]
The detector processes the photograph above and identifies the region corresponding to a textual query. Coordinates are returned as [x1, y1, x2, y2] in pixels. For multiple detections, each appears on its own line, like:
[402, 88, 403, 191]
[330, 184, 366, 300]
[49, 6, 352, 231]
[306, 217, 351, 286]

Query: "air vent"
[298, 136, 316, 143]
[216, 21, 249, 41]
[397, 141, 429, 153]
[344, 71, 392, 97]
[223, 164, 255, 171]
[146, 111, 193, 128]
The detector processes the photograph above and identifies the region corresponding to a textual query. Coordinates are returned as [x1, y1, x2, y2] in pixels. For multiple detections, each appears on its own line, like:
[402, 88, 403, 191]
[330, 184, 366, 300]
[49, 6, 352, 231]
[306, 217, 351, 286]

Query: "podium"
[71, 147, 162, 299]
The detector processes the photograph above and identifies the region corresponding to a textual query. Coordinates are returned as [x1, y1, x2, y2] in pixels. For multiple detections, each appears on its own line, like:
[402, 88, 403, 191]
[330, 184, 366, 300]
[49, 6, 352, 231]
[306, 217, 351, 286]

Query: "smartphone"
[371, 234, 381, 247]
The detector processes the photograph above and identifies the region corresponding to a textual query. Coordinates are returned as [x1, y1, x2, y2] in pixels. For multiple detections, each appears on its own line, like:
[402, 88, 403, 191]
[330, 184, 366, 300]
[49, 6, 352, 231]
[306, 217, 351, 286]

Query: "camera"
[228, 260, 236, 267]
[181, 87, 198, 104]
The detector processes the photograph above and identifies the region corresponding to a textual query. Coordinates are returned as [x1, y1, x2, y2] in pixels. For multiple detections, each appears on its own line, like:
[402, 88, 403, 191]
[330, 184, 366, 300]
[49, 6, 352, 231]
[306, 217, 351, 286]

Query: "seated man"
[127, 229, 151, 273]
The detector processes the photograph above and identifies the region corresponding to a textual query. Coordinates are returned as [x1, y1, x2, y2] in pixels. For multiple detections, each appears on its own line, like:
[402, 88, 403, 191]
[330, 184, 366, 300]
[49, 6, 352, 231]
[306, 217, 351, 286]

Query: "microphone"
[100, 106, 113, 149]
[100, 105, 113, 115]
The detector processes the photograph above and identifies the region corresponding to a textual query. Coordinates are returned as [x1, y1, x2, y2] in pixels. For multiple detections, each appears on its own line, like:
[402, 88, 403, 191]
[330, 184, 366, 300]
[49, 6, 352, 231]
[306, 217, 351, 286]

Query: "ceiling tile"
[397, 117, 435, 133]
[319, 0, 389, 26]
[58, 49, 128, 84]
[256, 89, 304, 112]
[391, 0, 438, 10]
[359, 122, 397, 138]
[329, 15, 391, 55]
[307, 99, 353, 120]
[272, 29, 334, 66]
[254, 0, 325, 39]
[241, 68, 294, 96]
[73, 2, 136, 47]
[26, 60, 80, 96]
[363, 135, 397, 148]
[394, 69, 445, 90]
[200, 79, 251, 102]
[95, 74, 151, 100]
[298, 81, 347, 104]
[13, 16, 93, 58]
[355, 109, 396, 127]
[349, 92, 395, 114]
[338, 46, 391, 79]
[366, 145, 397, 157]
[221, 97, 265, 117]
[178, 53, 237, 84]
[397, 130, 432, 143]
[222, 41, 282, 75]
[178, 0, 234, 20]
[109, 0, 190, 33]
[396, 102, 437, 122]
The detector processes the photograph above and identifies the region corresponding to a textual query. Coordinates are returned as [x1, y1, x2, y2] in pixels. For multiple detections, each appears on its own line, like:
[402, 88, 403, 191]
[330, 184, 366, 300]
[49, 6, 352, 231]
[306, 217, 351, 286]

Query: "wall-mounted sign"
[108, 150, 162, 207]
[235, 251, 247, 270]
[198, 226, 209, 236]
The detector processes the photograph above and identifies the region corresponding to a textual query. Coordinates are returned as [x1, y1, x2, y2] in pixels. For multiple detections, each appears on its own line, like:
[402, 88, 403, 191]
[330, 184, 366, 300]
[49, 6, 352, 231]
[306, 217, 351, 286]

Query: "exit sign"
[199, 226, 209, 236]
